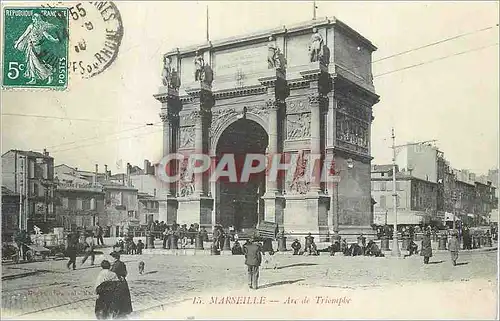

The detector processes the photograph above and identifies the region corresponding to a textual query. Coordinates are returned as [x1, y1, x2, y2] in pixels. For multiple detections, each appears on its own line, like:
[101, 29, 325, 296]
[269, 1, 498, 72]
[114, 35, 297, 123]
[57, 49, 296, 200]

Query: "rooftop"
[2, 149, 52, 159]
[166, 17, 377, 56]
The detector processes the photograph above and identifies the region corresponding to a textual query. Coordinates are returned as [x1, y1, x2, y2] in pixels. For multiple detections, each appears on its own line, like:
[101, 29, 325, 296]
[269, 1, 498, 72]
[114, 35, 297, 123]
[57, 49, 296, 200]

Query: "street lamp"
[391, 128, 400, 257]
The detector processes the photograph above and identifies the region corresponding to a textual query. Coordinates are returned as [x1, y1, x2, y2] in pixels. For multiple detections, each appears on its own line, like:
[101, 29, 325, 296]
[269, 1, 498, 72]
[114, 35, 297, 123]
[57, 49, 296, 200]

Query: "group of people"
[113, 237, 144, 255]
[161, 222, 210, 249]
[420, 228, 461, 266]
[66, 231, 96, 270]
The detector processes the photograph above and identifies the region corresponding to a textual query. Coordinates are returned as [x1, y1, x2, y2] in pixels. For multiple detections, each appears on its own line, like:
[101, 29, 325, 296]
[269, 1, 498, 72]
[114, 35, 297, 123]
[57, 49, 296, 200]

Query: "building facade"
[154, 18, 379, 239]
[2, 150, 56, 233]
[54, 170, 105, 231]
[371, 165, 437, 226]
[1, 186, 20, 242]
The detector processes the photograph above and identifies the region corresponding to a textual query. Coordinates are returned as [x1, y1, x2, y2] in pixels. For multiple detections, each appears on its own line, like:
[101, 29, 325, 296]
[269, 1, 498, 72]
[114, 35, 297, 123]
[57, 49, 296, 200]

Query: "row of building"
[1, 149, 163, 241]
[371, 144, 498, 227]
[1, 145, 498, 241]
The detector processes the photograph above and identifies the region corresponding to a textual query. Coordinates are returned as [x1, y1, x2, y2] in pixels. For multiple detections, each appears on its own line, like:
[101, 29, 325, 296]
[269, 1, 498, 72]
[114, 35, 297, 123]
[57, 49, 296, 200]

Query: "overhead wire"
[13, 24, 498, 155]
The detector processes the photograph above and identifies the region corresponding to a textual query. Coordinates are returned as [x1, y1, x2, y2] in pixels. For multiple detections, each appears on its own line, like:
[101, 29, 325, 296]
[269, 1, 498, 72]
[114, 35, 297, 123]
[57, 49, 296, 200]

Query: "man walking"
[81, 232, 95, 266]
[243, 236, 262, 290]
[96, 223, 104, 246]
[420, 229, 433, 264]
[66, 231, 78, 270]
[448, 229, 460, 266]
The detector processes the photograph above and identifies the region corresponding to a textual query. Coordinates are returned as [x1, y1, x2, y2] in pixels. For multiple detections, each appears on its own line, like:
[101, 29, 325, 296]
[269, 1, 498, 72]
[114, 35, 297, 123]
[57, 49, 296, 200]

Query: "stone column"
[193, 110, 204, 195]
[155, 88, 181, 224]
[308, 90, 323, 193]
[259, 69, 287, 225]
[176, 85, 214, 228]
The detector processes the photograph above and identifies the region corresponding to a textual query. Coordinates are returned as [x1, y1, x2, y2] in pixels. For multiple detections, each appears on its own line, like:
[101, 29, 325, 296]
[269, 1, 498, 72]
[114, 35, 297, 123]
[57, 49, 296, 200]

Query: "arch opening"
[215, 118, 268, 231]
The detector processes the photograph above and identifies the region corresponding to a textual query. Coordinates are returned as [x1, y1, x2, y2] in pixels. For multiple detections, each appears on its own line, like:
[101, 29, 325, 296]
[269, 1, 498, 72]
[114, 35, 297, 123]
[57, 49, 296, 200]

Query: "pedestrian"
[109, 252, 133, 318]
[96, 223, 105, 246]
[231, 240, 244, 255]
[449, 229, 460, 266]
[81, 233, 95, 266]
[66, 232, 78, 270]
[243, 236, 262, 290]
[188, 224, 196, 245]
[291, 239, 301, 255]
[420, 229, 433, 264]
[94, 259, 119, 319]
[136, 240, 144, 255]
[262, 249, 277, 270]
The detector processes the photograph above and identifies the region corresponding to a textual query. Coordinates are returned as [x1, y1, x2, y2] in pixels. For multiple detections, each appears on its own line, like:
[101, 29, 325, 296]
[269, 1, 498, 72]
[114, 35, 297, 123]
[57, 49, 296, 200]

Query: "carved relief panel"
[178, 157, 194, 197]
[286, 113, 311, 140]
[285, 150, 310, 195]
[335, 99, 370, 154]
[179, 127, 195, 149]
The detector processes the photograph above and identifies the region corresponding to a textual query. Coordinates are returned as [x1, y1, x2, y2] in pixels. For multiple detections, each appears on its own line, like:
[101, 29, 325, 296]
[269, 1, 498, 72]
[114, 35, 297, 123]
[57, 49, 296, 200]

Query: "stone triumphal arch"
[154, 18, 379, 239]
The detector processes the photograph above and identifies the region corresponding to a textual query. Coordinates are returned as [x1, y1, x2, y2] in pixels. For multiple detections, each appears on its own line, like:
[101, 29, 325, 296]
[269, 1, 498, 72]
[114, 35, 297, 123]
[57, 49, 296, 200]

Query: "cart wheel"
[26, 250, 34, 262]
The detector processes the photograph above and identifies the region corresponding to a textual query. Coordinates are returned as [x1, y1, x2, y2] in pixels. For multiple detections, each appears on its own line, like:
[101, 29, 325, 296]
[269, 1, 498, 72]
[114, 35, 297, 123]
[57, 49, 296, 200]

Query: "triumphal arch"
[154, 18, 379, 240]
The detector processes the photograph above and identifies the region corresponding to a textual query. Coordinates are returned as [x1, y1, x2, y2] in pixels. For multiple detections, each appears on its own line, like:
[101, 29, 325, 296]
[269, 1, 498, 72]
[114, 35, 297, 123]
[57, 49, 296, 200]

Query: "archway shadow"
[276, 263, 318, 270]
[456, 262, 469, 266]
[428, 260, 444, 265]
[259, 279, 305, 289]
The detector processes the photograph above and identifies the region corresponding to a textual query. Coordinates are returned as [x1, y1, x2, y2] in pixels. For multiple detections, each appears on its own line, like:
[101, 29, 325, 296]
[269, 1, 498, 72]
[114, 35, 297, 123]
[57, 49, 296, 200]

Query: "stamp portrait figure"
[14, 13, 60, 85]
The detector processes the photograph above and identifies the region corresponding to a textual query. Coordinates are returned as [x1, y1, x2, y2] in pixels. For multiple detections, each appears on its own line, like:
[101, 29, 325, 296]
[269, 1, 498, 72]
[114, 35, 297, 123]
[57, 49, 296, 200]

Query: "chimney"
[126, 163, 131, 187]
[144, 160, 149, 175]
[43, 148, 49, 156]
[104, 164, 108, 180]
[94, 164, 98, 185]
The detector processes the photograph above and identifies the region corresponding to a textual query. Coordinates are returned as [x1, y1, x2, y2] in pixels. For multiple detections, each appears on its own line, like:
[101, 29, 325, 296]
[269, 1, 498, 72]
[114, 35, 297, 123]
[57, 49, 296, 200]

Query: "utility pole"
[19, 157, 24, 230]
[206, 4, 210, 42]
[390, 132, 438, 257]
[391, 128, 400, 257]
[312, 1, 317, 20]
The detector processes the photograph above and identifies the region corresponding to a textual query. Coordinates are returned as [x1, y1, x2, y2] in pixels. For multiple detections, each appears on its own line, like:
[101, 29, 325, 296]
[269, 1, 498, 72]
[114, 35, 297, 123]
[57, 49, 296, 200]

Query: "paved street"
[2, 249, 498, 319]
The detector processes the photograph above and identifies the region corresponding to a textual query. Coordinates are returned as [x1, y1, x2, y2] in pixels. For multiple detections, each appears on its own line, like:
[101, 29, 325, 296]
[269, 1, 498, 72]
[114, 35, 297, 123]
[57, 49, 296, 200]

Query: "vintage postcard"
[1, 1, 498, 320]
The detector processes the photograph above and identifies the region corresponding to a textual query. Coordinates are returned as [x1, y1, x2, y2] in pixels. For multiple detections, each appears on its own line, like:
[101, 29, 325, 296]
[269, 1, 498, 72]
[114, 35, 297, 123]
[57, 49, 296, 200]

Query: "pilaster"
[176, 82, 215, 227]
[258, 68, 288, 226]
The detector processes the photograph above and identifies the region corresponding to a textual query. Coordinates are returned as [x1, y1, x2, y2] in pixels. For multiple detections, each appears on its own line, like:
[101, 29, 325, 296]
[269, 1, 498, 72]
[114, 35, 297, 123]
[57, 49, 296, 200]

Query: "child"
[448, 229, 460, 266]
[262, 250, 277, 269]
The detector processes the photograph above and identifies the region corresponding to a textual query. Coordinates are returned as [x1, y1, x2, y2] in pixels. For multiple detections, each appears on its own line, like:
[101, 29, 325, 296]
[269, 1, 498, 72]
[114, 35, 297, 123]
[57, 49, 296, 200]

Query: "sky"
[1, 1, 499, 176]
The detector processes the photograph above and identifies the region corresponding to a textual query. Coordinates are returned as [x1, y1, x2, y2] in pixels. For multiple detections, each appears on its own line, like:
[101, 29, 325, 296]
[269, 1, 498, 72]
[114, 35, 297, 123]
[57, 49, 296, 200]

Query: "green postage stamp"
[2, 7, 69, 90]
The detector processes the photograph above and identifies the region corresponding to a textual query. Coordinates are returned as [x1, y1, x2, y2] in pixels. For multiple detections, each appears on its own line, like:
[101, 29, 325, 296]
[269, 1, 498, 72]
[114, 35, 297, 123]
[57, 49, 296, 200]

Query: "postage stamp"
[41, 1, 124, 79]
[2, 7, 69, 90]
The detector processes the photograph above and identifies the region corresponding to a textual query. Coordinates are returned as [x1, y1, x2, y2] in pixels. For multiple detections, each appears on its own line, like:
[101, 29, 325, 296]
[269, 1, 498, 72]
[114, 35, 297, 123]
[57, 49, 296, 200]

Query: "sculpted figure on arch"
[161, 55, 180, 90]
[308, 28, 324, 63]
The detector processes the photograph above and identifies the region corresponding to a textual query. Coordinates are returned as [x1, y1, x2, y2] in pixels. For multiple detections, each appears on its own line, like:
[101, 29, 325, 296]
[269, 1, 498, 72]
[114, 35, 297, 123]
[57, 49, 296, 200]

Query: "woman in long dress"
[109, 252, 133, 318]
[95, 260, 119, 319]
[14, 13, 59, 85]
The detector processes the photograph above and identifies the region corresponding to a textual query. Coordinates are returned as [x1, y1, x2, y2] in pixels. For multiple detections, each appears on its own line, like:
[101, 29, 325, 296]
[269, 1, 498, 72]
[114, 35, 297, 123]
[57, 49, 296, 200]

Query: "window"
[380, 182, 387, 191]
[396, 182, 403, 191]
[373, 182, 379, 191]
[82, 199, 90, 210]
[68, 198, 77, 210]
[381, 173, 385, 177]
[379, 195, 386, 208]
